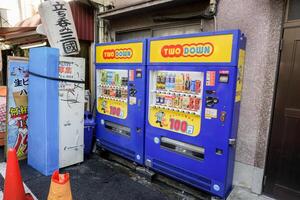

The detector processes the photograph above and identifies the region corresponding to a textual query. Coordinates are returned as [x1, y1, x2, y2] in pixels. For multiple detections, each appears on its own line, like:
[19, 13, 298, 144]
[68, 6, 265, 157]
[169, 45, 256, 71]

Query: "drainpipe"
[91, 0, 110, 116]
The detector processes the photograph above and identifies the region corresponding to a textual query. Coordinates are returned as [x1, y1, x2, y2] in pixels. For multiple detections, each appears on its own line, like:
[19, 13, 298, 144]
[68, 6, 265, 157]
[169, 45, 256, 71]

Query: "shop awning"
[0, 27, 46, 45]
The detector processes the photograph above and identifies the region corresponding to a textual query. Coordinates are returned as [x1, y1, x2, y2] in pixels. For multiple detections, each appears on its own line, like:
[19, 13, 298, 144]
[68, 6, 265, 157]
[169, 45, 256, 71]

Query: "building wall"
[216, 1, 284, 193]
[109, 0, 149, 8]
[102, 0, 285, 194]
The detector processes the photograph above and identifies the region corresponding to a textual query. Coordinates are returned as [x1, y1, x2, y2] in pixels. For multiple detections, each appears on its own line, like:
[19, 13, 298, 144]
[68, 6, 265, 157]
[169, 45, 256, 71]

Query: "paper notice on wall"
[38, 0, 80, 55]
[206, 71, 216, 86]
[205, 108, 218, 119]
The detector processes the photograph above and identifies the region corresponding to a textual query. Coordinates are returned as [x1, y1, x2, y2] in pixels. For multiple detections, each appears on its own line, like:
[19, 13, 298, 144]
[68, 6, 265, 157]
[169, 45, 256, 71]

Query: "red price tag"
[169, 118, 188, 133]
[110, 106, 121, 116]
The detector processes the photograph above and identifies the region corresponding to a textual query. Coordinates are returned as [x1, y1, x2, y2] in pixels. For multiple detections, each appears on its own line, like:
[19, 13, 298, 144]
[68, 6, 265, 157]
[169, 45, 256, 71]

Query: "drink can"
[157, 73, 161, 89]
[167, 74, 172, 90]
[194, 98, 200, 110]
[189, 97, 195, 110]
[118, 89, 122, 98]
[169, 95, 175, 107]
[114, 73, 120, 86]
[185, 74, 191, 91]
[156, 94, 161, 104]
[110, 88, 116, 97]
[195, 80, 201, 93]
[160, 95, 165, 104]
[190, 81, 196, 92]
[121, 77, 128, 86]
[165, 95, 172, 107]
[173, 96, 179, 108]
[121, 89, 127, 98]
[161, 73, 166, 90]
[182, 96, 190, 109]
[177, 96, 183, 109]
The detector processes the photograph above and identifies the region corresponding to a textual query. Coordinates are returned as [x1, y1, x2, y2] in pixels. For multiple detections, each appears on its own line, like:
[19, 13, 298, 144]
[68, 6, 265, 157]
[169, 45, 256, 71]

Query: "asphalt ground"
[0, 150, 207, 200]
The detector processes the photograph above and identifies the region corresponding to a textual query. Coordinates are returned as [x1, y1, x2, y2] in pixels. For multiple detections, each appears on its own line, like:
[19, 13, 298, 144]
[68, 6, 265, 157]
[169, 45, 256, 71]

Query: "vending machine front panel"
[95, 40, 147, 164]
[145, 30, 246, 198]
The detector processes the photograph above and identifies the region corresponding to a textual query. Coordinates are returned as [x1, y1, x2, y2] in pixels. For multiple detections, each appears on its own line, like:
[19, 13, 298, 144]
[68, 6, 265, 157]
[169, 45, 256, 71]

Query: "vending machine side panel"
[224, 33, 247, 196]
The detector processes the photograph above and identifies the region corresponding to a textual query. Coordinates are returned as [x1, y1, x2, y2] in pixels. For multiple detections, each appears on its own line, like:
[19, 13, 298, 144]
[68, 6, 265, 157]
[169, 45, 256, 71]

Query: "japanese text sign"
[39, 0, 80, 55]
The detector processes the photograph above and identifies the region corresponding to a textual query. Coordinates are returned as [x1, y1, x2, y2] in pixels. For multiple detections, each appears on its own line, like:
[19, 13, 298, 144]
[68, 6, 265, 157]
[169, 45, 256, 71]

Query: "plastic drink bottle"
[195, 80, 201, 93]
[185, 74, 191, 91]
[161, 73, 166, 90]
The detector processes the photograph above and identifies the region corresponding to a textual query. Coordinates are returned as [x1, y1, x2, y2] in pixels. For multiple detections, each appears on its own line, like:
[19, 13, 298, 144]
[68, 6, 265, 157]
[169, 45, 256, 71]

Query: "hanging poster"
[7, 57, 29, 159]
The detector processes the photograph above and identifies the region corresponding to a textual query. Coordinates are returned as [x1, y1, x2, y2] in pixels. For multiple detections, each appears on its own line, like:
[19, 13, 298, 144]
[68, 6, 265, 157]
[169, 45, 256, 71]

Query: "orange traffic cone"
[48, 170, 72, 200]
[3, 148, 34, 200]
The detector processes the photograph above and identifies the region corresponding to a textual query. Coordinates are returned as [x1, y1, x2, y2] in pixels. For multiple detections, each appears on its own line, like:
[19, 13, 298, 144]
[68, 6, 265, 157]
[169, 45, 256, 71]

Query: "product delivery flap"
[96, 41, 145, 64]
[149, 31, 238, 64]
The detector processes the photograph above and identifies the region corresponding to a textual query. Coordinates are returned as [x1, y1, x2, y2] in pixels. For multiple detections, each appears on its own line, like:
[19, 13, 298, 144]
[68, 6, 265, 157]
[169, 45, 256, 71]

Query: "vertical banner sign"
[7, 57, 29, 159]
[39, 0, 80, 55]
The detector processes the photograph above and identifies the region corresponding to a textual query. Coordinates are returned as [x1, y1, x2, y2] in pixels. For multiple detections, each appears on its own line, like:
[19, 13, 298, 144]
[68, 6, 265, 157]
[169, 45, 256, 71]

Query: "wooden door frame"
[263, 0, 300, 196]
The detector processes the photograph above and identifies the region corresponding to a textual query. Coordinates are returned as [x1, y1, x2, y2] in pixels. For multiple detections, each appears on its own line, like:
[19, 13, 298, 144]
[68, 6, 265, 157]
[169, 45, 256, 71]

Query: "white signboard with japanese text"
[58, 56, 85, 168]
[39, 0, 80, 55]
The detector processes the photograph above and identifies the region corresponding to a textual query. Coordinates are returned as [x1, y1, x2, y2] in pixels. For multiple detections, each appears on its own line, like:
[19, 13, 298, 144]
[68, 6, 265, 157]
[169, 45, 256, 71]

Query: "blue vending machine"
[145, 30, 246, 198]
[95, 40, 147, 164]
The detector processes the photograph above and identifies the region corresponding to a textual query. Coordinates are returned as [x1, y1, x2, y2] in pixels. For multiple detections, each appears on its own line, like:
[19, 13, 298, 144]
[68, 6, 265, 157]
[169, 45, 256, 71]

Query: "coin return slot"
[104, 120, 131, 137]
[216, 148, 223, 155]
[160, 137, 205, 160]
